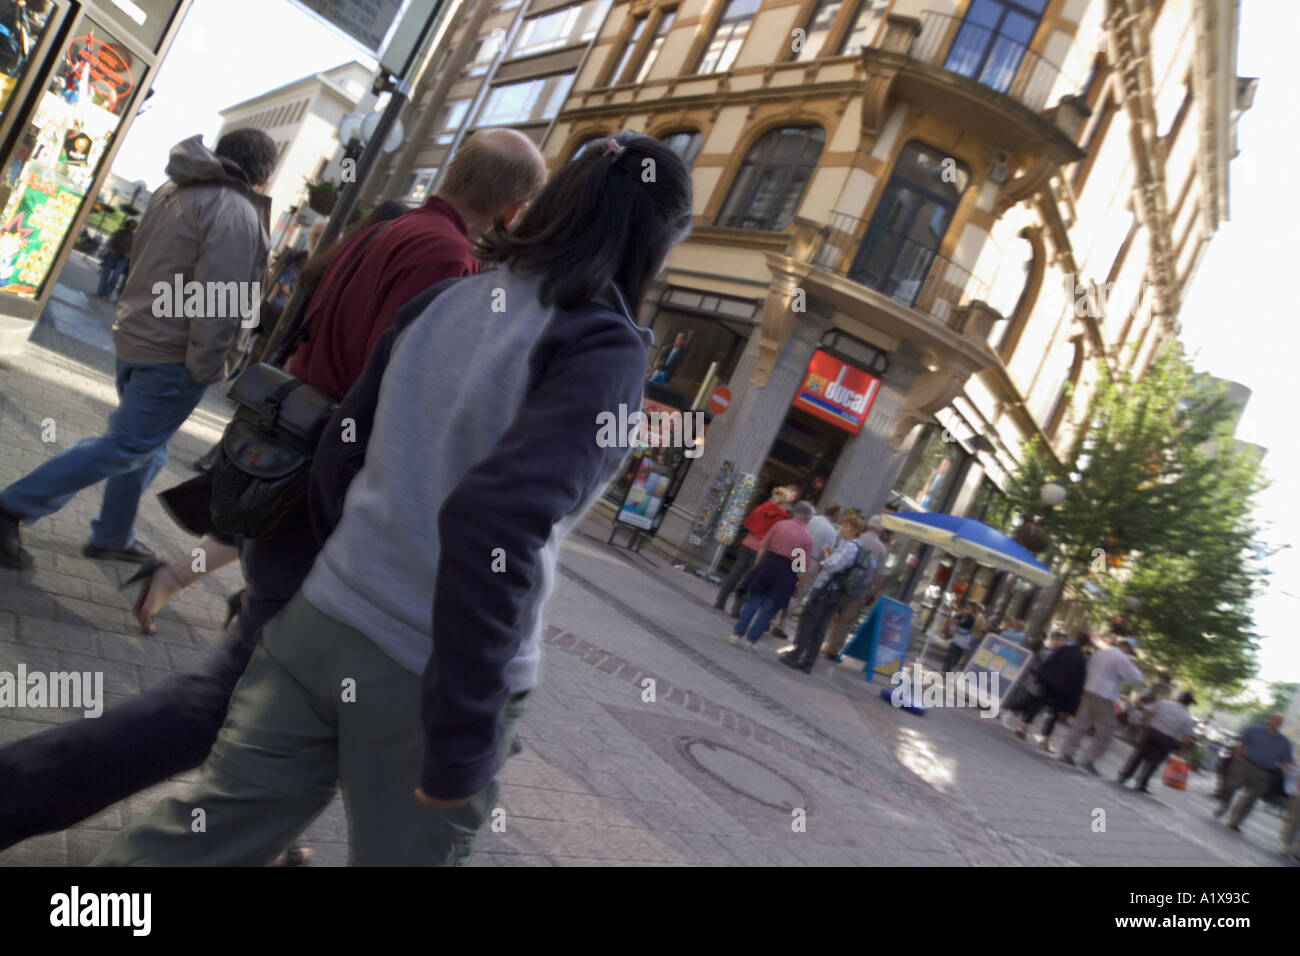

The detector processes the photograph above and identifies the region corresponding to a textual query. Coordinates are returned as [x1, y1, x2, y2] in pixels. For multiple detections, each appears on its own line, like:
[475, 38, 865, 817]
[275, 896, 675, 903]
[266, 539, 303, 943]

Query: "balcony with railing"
[860, 11, 1088, 175]
[910, 10, 1072, 114]
[807, 212, 989, 328]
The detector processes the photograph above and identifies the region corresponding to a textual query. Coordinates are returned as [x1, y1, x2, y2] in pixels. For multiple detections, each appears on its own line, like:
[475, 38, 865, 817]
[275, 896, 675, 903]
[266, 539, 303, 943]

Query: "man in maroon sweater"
[287, 128, 548, 399]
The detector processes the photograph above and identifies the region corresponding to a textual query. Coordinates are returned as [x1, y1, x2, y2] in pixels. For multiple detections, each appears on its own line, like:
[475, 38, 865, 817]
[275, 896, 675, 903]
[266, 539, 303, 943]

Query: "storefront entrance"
[757, 406, 847, 506]
[0, 1, 188, 346]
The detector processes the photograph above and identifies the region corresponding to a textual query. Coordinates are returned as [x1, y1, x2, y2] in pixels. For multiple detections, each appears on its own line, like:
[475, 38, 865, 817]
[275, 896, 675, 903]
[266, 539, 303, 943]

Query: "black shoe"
[780, 652, 804, 669]
[822, 651, 839, 661]
[1060, 755, 1076, 767]
[1135, 785, 1151, 794]
[83, 541, 158, 565]
[1081, 761, 1100, 775]
[0, 508, 33, 570]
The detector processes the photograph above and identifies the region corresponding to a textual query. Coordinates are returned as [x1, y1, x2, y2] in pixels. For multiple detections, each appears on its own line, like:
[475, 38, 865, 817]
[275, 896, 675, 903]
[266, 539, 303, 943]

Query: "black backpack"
[831, 541, 880, 600]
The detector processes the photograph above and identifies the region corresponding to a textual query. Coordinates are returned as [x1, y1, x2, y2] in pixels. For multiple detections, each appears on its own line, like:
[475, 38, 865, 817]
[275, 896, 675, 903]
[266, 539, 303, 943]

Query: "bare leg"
[136, 538, 240, 633]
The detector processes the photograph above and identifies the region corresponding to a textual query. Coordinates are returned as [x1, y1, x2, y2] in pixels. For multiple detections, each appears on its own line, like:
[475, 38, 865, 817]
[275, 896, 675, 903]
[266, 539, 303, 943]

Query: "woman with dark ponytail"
[96, 131, 696, 866]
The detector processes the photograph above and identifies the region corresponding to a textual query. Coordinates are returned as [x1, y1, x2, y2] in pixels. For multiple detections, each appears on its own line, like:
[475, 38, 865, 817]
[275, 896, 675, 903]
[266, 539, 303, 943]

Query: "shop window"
[716, 125, 825, 231]
[1, 17, 145, 300]
[795, 0, 842, 62]
[659, 130, 702, 168]
[896, 425, 967, 511]
[645, 308, 748, 401]
[696, 0, 760, 74]
[0, 2, 57, 115]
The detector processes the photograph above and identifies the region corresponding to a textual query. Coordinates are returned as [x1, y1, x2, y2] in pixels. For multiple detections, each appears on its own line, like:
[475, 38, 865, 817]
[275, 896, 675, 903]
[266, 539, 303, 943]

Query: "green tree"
[1003, 347, 1269, 694]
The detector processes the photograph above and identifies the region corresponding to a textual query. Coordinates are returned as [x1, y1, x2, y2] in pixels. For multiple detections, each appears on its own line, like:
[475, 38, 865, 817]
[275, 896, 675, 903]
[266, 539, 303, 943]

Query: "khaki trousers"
[94, 593, 527, 866]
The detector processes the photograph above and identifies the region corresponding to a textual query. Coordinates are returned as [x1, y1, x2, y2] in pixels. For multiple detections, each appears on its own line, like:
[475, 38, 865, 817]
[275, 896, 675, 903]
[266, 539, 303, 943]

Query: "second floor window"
[840, 0, 886, 54]
[795, 0, 842, 62]
[608, 16, 648, 84]
[512, 0, 612, 58]
[431, 99, 471, 145]
[660, 130, 702, 167]
[478, 74, 576, 126]
[634, 9, 676, 83]
[697, 0, 759, 74]
[465, 31, 505, 76]
[717, 125, 825, 231]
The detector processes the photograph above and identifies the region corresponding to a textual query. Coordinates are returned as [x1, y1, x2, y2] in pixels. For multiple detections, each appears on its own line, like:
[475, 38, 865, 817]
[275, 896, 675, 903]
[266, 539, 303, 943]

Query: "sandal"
[122, 562, 177, 635]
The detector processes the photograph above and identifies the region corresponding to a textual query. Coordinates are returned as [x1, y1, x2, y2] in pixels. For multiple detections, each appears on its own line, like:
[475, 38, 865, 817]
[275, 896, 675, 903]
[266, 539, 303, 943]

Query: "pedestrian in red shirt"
[715, 485, 796, 615]
[286, 128, 548, 399]
[728, 501, 815, 651]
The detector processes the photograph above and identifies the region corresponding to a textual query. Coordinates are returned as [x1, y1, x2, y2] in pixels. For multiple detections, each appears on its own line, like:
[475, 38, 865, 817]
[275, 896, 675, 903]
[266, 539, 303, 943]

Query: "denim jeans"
[0, 360, 207, 549]
[97, 255, 127, 296]
[733, 591, 780, 644]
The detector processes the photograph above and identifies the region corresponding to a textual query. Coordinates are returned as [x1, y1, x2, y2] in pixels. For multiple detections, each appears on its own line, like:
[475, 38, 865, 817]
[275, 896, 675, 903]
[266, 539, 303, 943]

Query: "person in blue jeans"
[95, 220, 136, 299]
[728, 502, 815, 651]
[0, 130, 276, 570]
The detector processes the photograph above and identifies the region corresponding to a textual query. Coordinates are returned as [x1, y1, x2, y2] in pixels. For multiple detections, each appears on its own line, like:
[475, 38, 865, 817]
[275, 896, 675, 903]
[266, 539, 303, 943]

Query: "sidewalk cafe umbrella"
[883, 512, 1057, 670]
[882, 512, 1056, 587]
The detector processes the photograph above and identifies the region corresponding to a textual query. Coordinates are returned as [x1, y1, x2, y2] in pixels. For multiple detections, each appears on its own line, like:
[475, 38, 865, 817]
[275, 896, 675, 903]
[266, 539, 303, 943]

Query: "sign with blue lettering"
[839, 597, 913, 682]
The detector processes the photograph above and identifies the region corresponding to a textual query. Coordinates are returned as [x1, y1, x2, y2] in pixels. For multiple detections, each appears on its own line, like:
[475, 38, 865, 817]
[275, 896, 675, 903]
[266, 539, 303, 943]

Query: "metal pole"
[257, 80, 409, 363]
[429, 0, 531, 194]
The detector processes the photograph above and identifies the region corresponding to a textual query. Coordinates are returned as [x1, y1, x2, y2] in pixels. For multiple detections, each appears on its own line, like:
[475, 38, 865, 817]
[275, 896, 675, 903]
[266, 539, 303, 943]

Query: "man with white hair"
[1059, 633, 1143, 774]
[821, 513, 888, 660]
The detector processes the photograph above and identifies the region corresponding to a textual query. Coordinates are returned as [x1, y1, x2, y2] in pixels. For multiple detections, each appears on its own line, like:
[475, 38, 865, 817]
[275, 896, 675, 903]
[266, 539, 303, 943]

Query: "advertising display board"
[965, 633, 1034, 703]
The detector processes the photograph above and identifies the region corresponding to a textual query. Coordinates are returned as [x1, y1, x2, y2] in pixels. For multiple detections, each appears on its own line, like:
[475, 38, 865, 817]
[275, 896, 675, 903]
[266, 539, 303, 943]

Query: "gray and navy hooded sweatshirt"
[300, 266, 651, 800]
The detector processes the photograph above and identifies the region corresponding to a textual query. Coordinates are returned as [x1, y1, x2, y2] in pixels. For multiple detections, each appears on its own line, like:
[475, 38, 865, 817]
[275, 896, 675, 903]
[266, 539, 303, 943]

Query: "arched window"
[717, 126, 825, 231]
[568, 132, 612, 162]
[659, 130, 702, 168]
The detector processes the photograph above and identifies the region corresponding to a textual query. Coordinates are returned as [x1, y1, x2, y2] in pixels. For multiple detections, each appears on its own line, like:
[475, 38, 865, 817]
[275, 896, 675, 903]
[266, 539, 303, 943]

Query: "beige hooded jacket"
[111, 136, 270, 384]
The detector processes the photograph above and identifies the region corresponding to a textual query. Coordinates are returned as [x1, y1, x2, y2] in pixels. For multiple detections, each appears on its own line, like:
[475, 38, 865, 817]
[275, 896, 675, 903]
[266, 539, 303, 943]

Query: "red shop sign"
[791, 349, 881, 435]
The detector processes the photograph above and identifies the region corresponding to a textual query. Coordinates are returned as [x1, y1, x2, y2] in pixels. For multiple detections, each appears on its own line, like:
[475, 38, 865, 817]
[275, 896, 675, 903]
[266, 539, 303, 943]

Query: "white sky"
[108, 0, 1297, 689]
[1177, 0, 1299, 692]
[111, 0, 376, 190]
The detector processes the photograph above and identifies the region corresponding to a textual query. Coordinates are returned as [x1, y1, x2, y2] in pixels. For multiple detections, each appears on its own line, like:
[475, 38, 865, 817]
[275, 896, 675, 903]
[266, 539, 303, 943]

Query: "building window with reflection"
[717, 125, 825, 231]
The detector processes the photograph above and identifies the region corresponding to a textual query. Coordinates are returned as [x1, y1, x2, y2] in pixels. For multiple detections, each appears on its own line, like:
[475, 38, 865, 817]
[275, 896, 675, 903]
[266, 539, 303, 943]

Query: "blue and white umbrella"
[882, 512, 1056, 587]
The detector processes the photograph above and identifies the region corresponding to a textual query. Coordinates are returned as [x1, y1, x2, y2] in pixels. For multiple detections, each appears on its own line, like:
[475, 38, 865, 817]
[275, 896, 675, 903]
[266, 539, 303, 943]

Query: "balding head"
[438, 128, 546, 231]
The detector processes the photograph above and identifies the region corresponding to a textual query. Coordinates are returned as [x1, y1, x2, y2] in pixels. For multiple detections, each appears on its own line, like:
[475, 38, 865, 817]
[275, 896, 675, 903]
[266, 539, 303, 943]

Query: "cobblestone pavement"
[0, 261, 1292, 866]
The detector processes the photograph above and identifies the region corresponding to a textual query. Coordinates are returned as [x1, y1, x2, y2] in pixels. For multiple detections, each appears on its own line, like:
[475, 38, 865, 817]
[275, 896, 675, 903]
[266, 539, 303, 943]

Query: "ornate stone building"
[540, 0, 1251, 617]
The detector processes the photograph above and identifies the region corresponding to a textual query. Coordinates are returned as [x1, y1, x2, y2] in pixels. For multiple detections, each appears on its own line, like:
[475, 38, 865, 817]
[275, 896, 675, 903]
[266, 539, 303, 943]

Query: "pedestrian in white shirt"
[1117, 690, 1196, 793]
[1060, 634, 1144, 774]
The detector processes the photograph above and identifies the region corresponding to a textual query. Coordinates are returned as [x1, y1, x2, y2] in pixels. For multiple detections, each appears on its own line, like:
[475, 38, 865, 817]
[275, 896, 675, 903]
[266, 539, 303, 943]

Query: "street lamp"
[1041, 481, 1067, 508]
[1016, 482, 1066, 554]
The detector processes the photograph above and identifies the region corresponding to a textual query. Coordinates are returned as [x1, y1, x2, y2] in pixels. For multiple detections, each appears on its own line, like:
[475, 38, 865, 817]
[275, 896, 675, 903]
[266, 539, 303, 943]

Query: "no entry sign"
[708, 385, 731, 416]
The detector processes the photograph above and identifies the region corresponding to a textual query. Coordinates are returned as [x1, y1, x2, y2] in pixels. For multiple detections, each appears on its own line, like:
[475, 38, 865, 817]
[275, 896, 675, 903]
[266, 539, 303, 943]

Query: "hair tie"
[604, 137, 626, 159]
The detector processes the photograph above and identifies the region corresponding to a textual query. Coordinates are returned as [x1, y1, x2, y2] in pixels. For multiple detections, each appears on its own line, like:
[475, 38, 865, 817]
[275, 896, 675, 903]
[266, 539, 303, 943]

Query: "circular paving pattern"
[675, 735, 809, 811]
